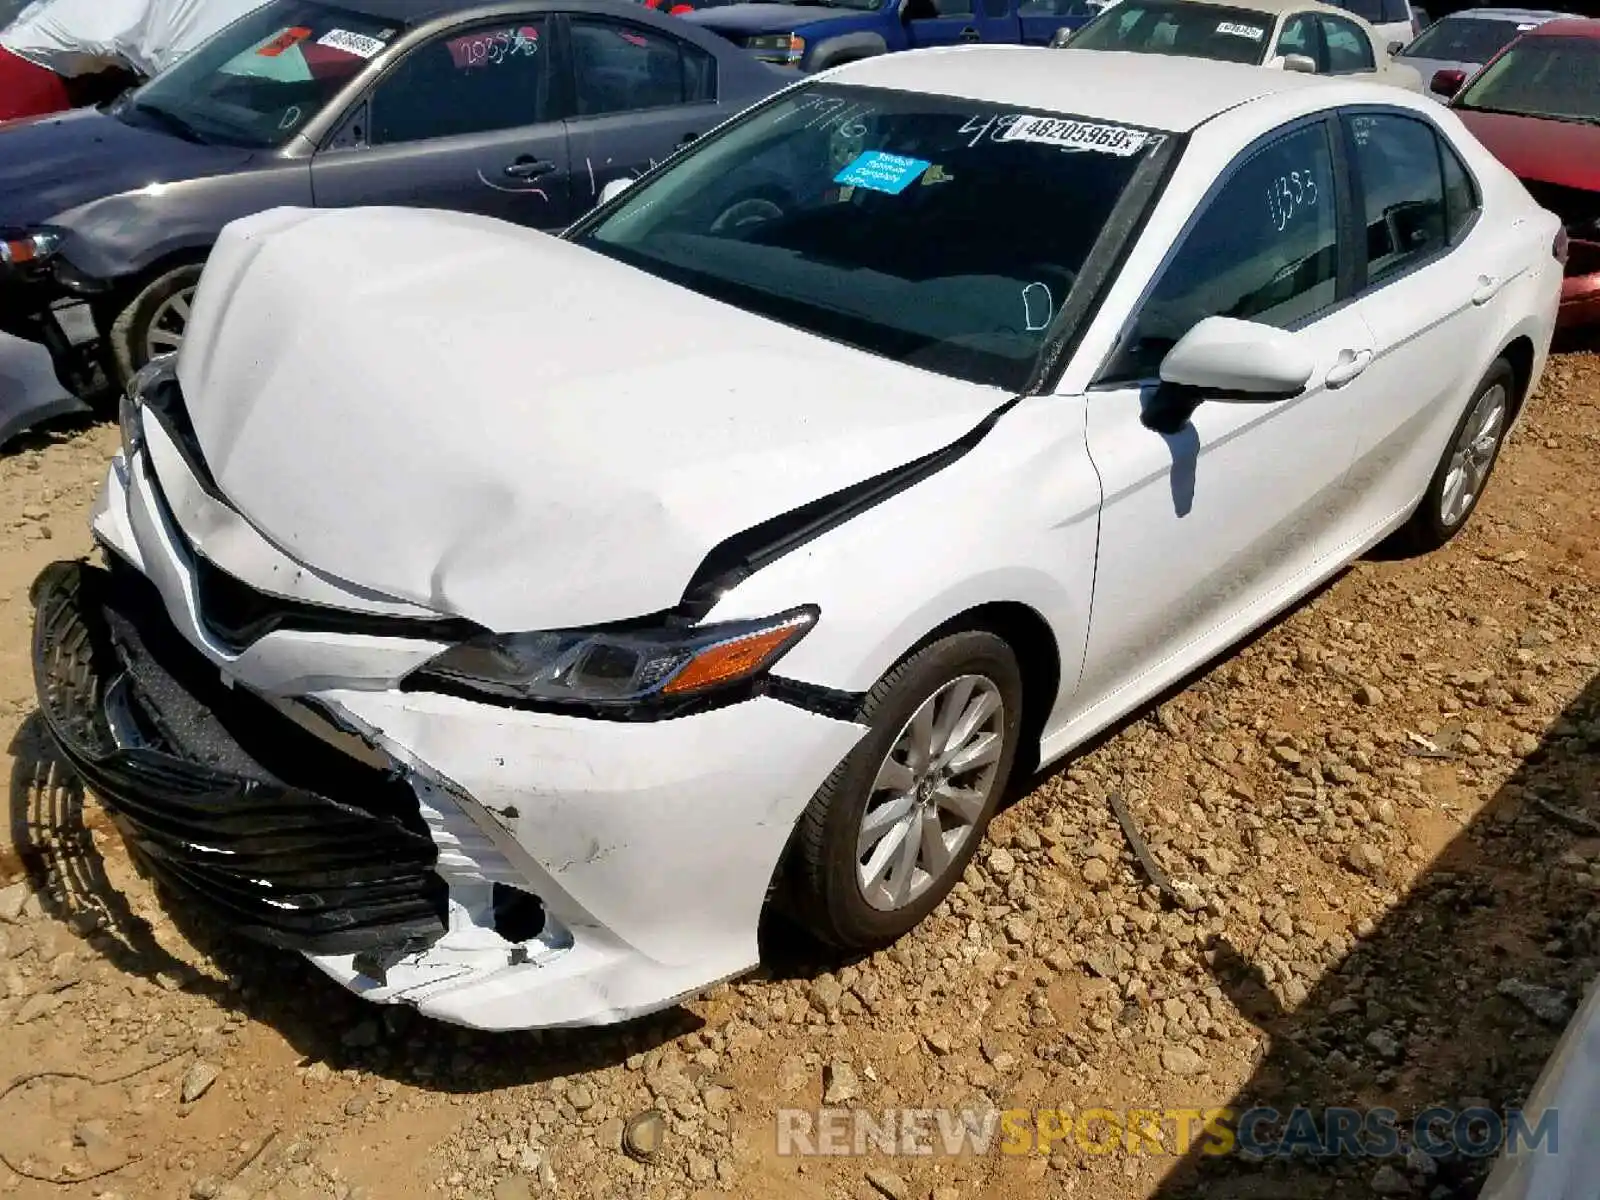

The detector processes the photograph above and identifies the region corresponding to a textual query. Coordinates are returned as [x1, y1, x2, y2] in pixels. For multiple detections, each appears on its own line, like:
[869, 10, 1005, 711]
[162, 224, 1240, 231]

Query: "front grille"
[31, 559, 449, 954]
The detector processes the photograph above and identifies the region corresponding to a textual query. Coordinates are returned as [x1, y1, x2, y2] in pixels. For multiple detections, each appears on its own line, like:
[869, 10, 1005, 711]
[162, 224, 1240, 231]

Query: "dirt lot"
[0, 345, 1597, 1200]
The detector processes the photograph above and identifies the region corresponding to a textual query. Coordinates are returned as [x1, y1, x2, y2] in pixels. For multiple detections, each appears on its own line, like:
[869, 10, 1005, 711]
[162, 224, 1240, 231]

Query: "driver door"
[1073, 117, 1375, 714]
[310, 16, 574, 230]
[904, 0, 1017, 48]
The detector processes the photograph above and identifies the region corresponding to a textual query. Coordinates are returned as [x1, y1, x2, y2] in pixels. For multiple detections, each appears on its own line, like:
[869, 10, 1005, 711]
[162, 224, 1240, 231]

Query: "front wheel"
[106, 262, 205, 390]
[1395, 358, 1515, 552]
[786, 630, 1023, 950]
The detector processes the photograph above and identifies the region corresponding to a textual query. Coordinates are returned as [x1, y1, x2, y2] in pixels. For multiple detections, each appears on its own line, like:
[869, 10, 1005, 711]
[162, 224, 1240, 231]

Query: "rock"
[1004, 917, 1033, 945]
[1347, 844, 1385, 878]
[1365, 1030, 1403, 1061]
[1160, 1045, 1204, 1075]
[622, 1108, 666, 1162]
[988, 848, 1016, 877]
[1371, 798, 1398, 826]
[924, 1030, 953, 1056]
[0, 882, 29, 922]
[703, 1083, 732, 1113]
[1082, 859, 1110, 887]
[1497, 979, 1572, 1025]
[181, 1062, 221, 1104]
[810, 977, 844, 1013]
[73, 1119, 121, 1169]
[15, 990, 66, 1024]
[566, 1081, 595, 1111]
[823, 1060, 859, 1104]
[1354, 683, 1384, 707]
[1371, 1163, 1411, 1195]
[865, 1168, 910, 1200]
[189, 1178, 222, 1200]
[344, 1095, 368, 1117]
[1272, 745, 1303, 767]
[596, 1116, 624, 1152]
[776, 1055, 809, 1095]
[492, 1175, 535, 1200]
[1171, 881, 1206, 912]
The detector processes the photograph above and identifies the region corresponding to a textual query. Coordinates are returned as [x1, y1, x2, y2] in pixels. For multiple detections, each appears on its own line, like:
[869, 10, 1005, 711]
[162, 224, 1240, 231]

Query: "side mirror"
[1281, 53, 1317, 74]
[1143, 318, 1313, 434]
[1386, 39, 1406, 56]
[599, 177, 634, 206]
[1048, 26, 1073, 47]
[1429, 67, 1465, 97]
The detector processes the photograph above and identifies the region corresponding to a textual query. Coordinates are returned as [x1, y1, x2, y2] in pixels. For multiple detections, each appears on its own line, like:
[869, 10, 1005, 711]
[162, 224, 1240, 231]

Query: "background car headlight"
[414, 607, 818, 710]
[746, 33, 804, 64]
[0, 228, 64, 269]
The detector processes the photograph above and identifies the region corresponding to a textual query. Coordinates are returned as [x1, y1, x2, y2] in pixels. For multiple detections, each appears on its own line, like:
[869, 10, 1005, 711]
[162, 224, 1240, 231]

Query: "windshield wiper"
[131, 101, 210, 145]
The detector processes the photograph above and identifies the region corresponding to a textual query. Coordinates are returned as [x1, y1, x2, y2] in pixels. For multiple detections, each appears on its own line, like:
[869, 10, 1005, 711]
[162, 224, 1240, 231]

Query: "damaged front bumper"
[36, 440, 867, 1030]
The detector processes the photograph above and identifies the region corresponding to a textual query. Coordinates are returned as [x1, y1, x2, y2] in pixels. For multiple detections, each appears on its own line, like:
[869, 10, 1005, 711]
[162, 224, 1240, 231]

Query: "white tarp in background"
[0, 0, 266, 79]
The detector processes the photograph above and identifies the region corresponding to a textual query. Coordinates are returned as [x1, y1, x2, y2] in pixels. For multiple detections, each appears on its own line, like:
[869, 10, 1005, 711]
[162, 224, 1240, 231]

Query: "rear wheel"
[1395, 358, 1514, 552]
[787, 630, 1023, 950]
[106, 262, 205, 389]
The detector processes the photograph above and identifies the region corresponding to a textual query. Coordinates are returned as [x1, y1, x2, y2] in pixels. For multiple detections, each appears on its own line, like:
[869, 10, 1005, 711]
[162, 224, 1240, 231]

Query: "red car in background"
[1437, 18, 1600, 328]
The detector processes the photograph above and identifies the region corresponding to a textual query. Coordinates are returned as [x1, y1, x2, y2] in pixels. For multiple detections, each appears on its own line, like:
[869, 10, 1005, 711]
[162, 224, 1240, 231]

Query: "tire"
[106, 262, 205, 390]
[787, 630, 1024, 950]
[1394, 358, 1515, 553]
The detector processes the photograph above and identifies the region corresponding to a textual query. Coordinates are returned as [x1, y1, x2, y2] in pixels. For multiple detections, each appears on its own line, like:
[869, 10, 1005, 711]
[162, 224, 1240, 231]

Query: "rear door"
[562, 13, 720, 215]
[1338, 108, 1526, 528]
[310, 16, 574, 230]
[904, 0, 1018, 49]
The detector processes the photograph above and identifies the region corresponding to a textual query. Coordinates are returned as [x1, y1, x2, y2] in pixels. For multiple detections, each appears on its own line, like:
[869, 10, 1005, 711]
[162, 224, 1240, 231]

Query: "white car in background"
[1060, 0, 1425, 90]
[35, 47, 1561, 1030]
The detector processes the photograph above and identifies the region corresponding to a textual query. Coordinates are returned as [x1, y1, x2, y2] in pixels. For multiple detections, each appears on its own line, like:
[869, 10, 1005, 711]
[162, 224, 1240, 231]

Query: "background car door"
[1318, 12, 1378, 75]
[310, 17, 574, 230]
[1338, 109, 1525, 526]
[563, 14, 716, 214]
[1017, 0, 1096, 45]
[1074, 119, 1377, 712]
[903, 0, 1017, 49]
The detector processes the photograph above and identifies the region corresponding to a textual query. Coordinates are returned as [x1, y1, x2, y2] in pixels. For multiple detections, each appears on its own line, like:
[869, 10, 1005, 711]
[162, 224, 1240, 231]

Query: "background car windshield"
[1069, 1, 1274, 64]
[1456, 35, 1600, 123]
[577, 85, 1163, 391]
[121, 0, 396, 147]
[1401, 15, 1533, 62]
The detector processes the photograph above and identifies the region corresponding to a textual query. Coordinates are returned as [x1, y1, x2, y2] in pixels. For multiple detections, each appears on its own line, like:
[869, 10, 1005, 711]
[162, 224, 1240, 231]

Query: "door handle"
[959, 25, 981, 40]
[504, 156, 556, 180]
[1324, 348, 1373, 388]
[1470, 273, 1504, 306]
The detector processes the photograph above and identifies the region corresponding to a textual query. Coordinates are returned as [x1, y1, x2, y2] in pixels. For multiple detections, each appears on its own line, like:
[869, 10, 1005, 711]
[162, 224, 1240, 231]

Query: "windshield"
[1456, 35, 1600, 123]
[119, 0, 399, 148]
[1401, 15, 1534, 62]
[1069, 1, 1274, 64]
[573, 84, 1168, 391]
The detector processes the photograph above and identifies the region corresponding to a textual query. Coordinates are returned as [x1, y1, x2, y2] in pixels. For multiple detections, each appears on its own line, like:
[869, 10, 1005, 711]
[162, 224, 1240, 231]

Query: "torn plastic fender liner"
[30, 559, 448, 953]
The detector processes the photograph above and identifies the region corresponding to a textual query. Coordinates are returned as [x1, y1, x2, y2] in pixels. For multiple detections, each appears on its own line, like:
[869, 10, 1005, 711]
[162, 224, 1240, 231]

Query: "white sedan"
[38, 48, 1561, 1029]
[1060, 0, 1426, 90]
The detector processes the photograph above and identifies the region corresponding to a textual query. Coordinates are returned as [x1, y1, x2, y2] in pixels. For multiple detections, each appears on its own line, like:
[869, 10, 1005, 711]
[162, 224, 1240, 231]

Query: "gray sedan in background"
[0, 0, 784, 440]
[1399, 6, 1575, 97]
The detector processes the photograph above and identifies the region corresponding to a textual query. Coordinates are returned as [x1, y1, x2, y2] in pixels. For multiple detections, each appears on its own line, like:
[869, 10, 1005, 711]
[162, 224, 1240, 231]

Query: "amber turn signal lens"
[662, 614, 813, 695]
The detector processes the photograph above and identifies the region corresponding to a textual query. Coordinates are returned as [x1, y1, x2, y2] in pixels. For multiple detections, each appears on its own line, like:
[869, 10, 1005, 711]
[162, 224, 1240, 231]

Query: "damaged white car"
[33, 49, 1562, 1029]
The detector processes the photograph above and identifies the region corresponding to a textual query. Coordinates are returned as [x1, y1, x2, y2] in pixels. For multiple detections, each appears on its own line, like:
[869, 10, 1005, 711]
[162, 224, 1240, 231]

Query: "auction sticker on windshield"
[316, 29, 388, 58]
[1216, 21, 1264, 39]
[999, 116, 1148, 156]
[833, 151, 933, 195]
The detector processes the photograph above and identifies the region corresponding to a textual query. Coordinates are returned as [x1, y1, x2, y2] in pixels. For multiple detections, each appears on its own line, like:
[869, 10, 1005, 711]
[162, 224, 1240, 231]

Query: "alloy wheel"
[143, 286, 196, 361]
[856, 674, 1006, 911]
[1439, 382, 1507, 528]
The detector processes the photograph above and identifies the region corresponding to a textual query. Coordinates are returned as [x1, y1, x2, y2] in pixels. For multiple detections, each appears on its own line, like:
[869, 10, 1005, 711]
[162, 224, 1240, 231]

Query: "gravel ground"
[0, 344, 1596, 1200]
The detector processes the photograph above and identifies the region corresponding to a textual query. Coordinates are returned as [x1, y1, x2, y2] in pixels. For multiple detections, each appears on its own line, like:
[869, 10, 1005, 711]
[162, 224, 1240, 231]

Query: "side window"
[1382, 0, 1412, 24]
[1275, 13, 1316, 61]
[1346, 113, 1447, 284]
[1113, 123, 1338, 380]
[570, 19, 711, 116]
[1318, 15, 1374, 72]
[371, 21, 545, 143]
[1440, 139, 1479, 243]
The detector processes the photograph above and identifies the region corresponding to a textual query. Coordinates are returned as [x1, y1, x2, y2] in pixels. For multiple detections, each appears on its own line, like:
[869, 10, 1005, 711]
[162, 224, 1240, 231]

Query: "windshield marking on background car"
[998, 115, 1151, 155]
[316, 28, 388, 58]
[1217, 21, 1265, 40]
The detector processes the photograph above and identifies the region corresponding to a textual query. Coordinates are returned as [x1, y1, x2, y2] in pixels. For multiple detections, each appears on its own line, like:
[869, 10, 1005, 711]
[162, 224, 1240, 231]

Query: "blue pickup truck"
[681, 0, 1105, 73]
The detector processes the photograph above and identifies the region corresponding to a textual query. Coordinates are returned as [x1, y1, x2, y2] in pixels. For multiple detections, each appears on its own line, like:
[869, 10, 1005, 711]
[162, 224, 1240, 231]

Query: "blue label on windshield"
[834, 151, 932, 195]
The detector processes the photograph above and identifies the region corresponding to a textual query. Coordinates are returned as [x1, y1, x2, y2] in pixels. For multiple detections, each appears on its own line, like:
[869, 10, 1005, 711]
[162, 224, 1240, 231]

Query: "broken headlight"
[119, 353, 177, 459]
[414, 607, 817, 710]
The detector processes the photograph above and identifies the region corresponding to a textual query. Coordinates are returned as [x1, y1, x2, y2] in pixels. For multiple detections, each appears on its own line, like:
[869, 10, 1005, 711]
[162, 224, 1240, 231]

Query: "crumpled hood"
[684, 3, 847, 37]
[1455, 108, 1600, 194]
[178, 207, 1008, 633]
[0, 104, 248, 226]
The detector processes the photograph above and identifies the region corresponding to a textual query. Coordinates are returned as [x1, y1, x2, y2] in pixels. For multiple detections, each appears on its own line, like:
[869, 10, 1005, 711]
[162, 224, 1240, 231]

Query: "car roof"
[1442, 7, 1575, 19]
[828, 46, 1339, 134]
[1521, 16, 1600, 37]
[324, 0, 663, 22]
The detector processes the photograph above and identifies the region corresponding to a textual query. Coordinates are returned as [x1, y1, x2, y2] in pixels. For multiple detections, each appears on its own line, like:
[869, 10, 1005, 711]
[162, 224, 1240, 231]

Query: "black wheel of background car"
[787, 630, 1023, 950]
[1395, 358, 1515, 553]
[107, 262, 206, 389]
